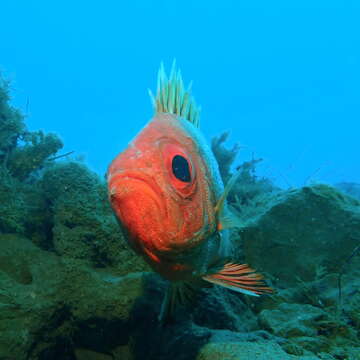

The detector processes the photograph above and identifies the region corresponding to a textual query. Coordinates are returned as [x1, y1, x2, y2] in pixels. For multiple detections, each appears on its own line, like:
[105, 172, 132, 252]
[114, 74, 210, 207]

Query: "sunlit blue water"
[1, 0, 359, 187]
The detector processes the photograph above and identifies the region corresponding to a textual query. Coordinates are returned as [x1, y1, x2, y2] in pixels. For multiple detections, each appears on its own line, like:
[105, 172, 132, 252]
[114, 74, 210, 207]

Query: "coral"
[335, 182, 360, 200]
[0, 76, 25, 164]
[0, 76, 63, 240]
[0, 167, 28, 233]
[211, 131, 277, 215]
[211, 131, 240, 183]
[7, 131, 63, 180]
[232, 159, 275, 203]
[0, 74, 63, 182]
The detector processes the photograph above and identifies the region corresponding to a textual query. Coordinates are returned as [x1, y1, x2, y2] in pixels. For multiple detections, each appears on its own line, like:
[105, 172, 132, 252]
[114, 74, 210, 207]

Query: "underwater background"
[0, 1, 359, 359]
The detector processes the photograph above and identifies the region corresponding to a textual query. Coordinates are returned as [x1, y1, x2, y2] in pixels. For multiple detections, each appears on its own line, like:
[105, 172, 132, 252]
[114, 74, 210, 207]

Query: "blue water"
[1, 0, 359, 187]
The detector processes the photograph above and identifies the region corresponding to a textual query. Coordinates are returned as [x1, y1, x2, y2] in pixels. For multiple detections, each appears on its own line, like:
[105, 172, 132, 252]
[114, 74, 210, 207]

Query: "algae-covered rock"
[211, 132, 240, 183]
[0, 74, 64, 241]
[259, 303, 326, 337]
[192, 286, 259, 332]
[0, 75, 63, 182]
[0, 235, 66, 360]
[40, 161, 149, 273]
[196, 341, 320, 360]
[0, 167, 29, 234]
[211, 131, 277, 208]
[0, 165, 51, 242]
[257, 296, 359, 355]
[8, 131, 63, 180]
[346, 291, 360, 330]
[0, 76, 25, 161]
[0, 234, 148, 359]
[241, 184, 360, 286]
[74, 348, 114, 360]
[335, 182, 360, 201]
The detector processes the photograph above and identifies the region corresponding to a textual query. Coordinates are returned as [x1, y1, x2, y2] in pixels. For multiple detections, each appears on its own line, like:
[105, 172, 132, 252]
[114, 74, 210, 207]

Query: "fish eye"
[172, 155, 191, 182]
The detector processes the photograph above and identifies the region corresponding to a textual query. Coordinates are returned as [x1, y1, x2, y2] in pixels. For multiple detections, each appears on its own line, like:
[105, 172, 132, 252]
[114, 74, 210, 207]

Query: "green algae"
[0, 75, 359, 360]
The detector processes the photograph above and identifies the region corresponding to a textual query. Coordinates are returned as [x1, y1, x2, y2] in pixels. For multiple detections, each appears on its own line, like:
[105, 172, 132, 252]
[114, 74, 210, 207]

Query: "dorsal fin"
[148, 60, 201, 128]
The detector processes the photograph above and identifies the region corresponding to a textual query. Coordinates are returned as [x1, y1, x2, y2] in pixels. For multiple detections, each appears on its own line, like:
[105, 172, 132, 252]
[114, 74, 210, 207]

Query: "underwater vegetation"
[0, 74, 359, 360]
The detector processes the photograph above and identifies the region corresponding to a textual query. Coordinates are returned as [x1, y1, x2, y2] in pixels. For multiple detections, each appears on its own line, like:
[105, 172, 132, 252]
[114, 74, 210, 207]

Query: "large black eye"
[172, 155, 191, 182]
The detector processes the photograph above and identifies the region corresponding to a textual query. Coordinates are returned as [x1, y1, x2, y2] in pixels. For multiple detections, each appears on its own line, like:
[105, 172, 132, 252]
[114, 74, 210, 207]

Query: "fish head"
[107, 113, 219, 269]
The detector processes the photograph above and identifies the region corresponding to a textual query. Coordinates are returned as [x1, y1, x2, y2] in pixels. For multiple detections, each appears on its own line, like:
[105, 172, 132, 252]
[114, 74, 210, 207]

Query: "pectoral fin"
[202, 262, 272, 296]
[215, 169, 242, 231]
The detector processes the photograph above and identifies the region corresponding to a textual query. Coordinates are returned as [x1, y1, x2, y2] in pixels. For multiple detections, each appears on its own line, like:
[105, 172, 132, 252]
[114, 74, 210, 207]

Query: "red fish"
[107, 63, 271, 321]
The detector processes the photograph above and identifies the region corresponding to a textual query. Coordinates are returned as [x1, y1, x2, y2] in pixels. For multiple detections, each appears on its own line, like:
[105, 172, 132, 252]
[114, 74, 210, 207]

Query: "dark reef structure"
[0, 77, 359, 359]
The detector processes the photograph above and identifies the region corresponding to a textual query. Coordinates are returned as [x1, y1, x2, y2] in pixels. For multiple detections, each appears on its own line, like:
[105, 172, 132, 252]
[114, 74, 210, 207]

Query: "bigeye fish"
[107, 63, 271, 321]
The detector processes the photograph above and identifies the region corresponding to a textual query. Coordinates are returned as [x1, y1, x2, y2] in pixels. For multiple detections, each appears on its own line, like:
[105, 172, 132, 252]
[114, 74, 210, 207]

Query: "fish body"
[108, 112, 230, 281]
[107, 63, 271, 320]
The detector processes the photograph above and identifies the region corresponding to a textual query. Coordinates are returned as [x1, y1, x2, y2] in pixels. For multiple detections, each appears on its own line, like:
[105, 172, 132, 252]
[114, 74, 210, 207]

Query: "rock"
[192, 286, 259, 332]
[0, 235, 64, 360]
[259, 303, 326, 338]
[112, 345, 134, 360]
[196, 341, 320, 360]
[8, 132, 63, 181]
[75, 348, 112, 360]
[346, 290, 360, 330]
[40, 161, 149, 273]
[328, 346, 360, 360]
[335, 182, 360, 200]
[258, 301, 360, 355]
[291, 336, 329, 354]
[240, 184, 360, 286]
[0, 234, 148, 359]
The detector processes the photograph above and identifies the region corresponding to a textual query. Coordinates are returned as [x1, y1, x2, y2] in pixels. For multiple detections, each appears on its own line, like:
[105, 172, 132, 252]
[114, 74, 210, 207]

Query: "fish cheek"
[111, 179, 164, 251]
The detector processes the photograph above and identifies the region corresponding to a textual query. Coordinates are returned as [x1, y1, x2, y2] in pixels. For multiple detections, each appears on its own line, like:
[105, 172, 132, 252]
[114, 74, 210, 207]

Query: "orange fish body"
[107, 63, 271, 320]
[108, 112, 225, 281]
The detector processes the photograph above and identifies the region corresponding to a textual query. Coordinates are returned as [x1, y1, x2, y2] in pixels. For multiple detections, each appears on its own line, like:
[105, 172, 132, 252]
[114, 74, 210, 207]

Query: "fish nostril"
[109, 187, 117, 198]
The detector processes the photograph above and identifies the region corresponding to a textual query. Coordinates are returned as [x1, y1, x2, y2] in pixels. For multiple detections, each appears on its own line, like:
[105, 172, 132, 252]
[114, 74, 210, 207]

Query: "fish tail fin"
[158, 281, 199, 324]
[202, 262, 273, 297]
[150, 60, 201, 128]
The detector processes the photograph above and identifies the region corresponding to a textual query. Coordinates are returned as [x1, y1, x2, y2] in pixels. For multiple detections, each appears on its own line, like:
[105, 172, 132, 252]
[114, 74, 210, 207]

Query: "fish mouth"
[109, 171, 165, 216]
[108, 170, 167, 251]
[108, 170, 211, 259]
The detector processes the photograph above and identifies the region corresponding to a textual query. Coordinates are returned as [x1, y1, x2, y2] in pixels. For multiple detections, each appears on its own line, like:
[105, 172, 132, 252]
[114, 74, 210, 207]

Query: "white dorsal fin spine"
[149, 60, 201, 128]
[215, 168, 242, 222]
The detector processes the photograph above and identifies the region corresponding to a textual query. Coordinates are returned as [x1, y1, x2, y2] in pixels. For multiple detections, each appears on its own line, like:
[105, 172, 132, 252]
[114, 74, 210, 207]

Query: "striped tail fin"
[202, 263, 272, 296]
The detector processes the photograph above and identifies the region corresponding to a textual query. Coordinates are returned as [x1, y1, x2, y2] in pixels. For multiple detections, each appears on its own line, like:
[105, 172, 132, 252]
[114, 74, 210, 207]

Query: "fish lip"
[108, 169, 168, 227]
[108, 170, 193, 253]
[108, 170, 210, 254]
[108, 170, 162, 199]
